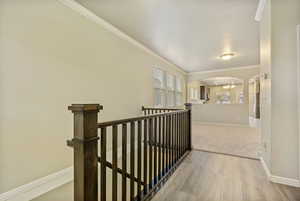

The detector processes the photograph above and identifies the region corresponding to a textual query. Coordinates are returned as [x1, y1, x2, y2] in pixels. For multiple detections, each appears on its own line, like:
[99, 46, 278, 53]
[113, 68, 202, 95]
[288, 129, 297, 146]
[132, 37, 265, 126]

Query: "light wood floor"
[192, 122, 260, 159]
[32, 151, 300, 201]
[152, 151, 300, 201]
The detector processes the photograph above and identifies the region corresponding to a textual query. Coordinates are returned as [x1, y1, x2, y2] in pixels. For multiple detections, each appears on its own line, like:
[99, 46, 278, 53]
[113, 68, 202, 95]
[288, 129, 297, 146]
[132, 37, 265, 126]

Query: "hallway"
[32, 151, 300, 201]
[152, 151, 300, 201]
[192, 122, 260, 159]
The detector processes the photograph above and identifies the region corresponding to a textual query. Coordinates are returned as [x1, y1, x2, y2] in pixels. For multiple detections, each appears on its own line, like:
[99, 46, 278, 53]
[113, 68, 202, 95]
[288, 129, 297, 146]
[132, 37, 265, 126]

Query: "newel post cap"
[68, 104, 103, 112]
[184, 103, 192, 108]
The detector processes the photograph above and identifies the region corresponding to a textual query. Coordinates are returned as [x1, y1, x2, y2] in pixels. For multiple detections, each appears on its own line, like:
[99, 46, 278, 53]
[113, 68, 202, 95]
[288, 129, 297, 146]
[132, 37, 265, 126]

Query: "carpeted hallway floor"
[192, 122, 261, 159]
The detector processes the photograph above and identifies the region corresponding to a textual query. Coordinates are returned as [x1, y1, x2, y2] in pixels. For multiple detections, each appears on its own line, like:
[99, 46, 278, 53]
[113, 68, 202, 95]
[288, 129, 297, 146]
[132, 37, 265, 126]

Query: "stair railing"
[67, 103, 192, 201]
[141, 106, 181, 115]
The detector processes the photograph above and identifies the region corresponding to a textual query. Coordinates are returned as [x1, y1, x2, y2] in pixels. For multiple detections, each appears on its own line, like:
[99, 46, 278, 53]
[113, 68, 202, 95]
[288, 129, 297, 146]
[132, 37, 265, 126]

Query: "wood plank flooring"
[151, 151, 300, 201]
[32, 151, 300, 201]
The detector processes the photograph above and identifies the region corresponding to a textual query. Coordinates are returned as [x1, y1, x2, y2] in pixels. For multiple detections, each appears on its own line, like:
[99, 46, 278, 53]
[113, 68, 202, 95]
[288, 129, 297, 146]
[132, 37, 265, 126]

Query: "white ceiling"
[75, 0, 260, 73]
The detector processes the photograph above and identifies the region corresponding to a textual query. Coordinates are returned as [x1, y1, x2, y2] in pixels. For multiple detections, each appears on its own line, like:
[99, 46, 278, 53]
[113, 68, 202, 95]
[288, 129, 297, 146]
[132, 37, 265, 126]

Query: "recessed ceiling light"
[220, 53, 235, 60]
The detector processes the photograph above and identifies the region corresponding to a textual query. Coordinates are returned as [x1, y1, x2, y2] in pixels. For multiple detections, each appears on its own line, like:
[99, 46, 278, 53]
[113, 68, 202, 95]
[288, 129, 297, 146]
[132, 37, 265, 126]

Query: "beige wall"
[260, 0, 300, 180]
[188, 67, 260, 125]
[270, 0, 300, 179]
[0, 0, 186, 193]
[192, 104, 249, 125]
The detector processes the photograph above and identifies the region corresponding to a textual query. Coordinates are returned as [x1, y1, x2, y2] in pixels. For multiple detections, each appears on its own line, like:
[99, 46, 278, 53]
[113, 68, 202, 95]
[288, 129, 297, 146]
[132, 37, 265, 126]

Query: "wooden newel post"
[184, 103, 192, 150]
[67, 104, 103, 201]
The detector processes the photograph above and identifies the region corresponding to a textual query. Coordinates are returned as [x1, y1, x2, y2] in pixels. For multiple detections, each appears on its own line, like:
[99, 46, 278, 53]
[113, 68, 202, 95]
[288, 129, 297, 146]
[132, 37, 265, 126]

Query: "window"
[153, 68, 165, 107]
[175, 77, 183, 106]
[153, 68, 184, 107]
[166, 74, 175, 107]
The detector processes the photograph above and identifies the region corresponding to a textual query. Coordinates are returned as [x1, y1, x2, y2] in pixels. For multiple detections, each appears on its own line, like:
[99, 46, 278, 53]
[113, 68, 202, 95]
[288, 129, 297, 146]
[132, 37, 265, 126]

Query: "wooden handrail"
[142, 106, 181, 111]
[98, 109, 188, 128]
[67, 103, 192, 201]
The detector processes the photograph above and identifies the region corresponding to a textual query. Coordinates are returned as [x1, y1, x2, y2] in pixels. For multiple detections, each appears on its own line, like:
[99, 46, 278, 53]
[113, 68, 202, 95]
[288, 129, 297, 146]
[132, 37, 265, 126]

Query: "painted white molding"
[0, 167, 73, 201]
[260, 157, 271, 178]
[260, 157, 300, 187]
[255, 0, 267, 22]
[188, 65, 260, 76]
[57, 0, 187, 75]
[270, 175, 300, 188]
[0, 136, 141, 201]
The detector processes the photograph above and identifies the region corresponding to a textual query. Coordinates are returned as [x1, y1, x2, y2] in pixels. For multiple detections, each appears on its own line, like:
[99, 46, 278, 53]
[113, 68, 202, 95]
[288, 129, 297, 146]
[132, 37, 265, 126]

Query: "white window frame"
[166, 74, 176, 107]
[175, 77, 183, 106]
[153, 68, 184, 107]
[153, 68, 166, 107]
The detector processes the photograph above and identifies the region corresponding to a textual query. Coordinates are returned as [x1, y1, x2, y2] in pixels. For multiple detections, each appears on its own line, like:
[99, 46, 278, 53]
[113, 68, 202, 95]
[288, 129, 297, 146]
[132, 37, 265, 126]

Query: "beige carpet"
[192, 122, 261, 159]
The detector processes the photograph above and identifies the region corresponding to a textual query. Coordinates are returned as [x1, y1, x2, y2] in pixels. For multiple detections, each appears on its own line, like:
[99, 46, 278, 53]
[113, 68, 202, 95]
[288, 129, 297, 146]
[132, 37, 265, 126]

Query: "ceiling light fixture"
[223, 84, 236, 89]
[220, 53, 235, 60]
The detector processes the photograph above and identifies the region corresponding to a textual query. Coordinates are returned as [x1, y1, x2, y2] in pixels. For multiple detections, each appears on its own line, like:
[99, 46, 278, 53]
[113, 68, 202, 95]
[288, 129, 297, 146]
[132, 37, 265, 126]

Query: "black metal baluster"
[166, 115, 169, 171]
[182, 112, 186, 154]
[149, 118, 153, 189]
[143, 119, 148, 195]
[112, 125, 118, 201]
[168, 115, 171, 169]
[122, 124, 127, 201]
[130, 122, 135, 201]
[177, 113, 180, 158]
[185, 112, 188, 152]
[172, 114, 175, 166]
[170, 114, 173, 167]
[182, 113, 184, 155]
[101, 127, 107, 201]
[162, 116, 166, 175]
[183, 113, 185, 153]
[154, 117, 157, 184]
[180, 113, 183, 157]
[158, 116, 162, 180]
[137, 121, 142, 200]
[177, 113, 180, 160]
[175, 113, 177, 162]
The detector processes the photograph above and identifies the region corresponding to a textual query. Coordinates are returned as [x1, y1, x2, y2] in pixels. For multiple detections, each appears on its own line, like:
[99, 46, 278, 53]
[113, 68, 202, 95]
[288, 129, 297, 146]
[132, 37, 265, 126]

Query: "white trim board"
[57, 0, 187, 75]
[0, 167, 73, 201]
[188, 65, 260, 76]
[260, 157, 300, 187]
[0, 139, 138, 201]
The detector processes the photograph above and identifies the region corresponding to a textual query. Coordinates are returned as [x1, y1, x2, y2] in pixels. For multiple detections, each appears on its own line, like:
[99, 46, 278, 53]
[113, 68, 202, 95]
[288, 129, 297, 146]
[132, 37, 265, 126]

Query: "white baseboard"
[260, 157, 300, 187]
[270, 175, 300, 187]
[0, 139, 137, 201]
[0, 167, 73, 201]
[260, 157, 271, 178]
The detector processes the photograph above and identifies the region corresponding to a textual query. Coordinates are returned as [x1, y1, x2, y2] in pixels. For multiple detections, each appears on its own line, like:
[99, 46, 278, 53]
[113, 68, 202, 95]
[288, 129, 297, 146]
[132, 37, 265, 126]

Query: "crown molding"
[255, 0, 267, 22]
[188, 65, 260, 76]
[57, 0, 187, 75]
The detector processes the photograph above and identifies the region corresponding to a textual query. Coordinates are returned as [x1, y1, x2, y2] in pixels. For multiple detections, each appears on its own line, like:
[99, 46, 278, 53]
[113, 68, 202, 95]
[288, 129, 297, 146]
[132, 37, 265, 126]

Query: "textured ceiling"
[76, 0, 260, 72]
